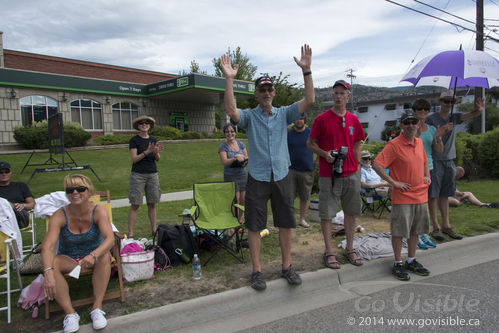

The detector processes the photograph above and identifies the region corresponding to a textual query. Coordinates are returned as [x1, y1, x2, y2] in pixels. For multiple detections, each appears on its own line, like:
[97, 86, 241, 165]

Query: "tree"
[179, 59, 206, 75]
[458, 96, 499, 133]
[268, 72, 303, 108]
[212, 46, 257, 81]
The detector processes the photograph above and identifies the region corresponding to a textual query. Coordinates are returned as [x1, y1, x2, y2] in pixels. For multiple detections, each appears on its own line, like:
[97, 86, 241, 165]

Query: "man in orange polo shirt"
[372, 111, 431, 281]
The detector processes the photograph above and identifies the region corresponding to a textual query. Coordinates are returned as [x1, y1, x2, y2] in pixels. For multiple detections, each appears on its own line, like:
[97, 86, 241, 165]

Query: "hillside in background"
[315, 85, 446, 103]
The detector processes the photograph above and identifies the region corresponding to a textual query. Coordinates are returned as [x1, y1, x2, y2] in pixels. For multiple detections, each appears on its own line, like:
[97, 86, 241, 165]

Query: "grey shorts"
[429, 160, 456, 198]
[244, 174, 295, 231]
[318, 170, 361, 219]
[128, 172, 161, 205]
[224, 173, 247, 192]
[390, 203, 430, 238]
[289, 169, 314, 201]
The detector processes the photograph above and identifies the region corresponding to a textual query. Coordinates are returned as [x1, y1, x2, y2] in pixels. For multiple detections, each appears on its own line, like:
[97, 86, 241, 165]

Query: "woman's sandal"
[344, 249, 363, 266]
[323, 253, 340, 269]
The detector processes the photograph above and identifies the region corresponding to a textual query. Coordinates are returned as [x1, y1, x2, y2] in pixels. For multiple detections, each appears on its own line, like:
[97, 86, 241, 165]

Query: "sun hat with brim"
[435, 89, 461, 103]
[361, 150, 372, 159]
[132, 116, 156, 130]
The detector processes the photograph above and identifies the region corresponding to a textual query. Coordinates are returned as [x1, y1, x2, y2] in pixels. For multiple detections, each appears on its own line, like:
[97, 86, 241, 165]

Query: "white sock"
[406, 257, 415, 264]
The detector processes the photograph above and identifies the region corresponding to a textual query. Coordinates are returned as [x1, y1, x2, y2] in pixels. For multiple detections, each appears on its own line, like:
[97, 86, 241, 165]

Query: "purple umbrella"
[401, 49, 499, 89]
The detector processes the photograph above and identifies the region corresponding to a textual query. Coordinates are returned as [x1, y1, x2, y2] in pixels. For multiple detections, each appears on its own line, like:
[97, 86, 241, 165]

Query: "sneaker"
[90, 308, 107, 330]
[299, 220, 310, 228]
[250, 271, 266, 291]
[417, 237, 428, 249]
[281, 265, 302, 285]
[405, 259, 430, 276]
[431, 228, 445, 241]
[63, 312, 80, 333]
[392, 262, 410, 281]
[442, 228, 463, 240]
[420, 234, 436, 248]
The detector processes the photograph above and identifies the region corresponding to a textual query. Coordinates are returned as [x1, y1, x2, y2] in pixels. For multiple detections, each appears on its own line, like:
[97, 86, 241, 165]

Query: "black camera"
[331, 146, 348, 176]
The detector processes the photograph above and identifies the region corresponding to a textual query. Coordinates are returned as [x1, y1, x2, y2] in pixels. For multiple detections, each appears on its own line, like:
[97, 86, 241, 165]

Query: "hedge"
[13, 121, 91, 149]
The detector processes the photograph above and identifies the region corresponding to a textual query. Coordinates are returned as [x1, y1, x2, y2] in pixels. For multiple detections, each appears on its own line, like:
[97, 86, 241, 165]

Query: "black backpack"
[156, 224, 198, 266]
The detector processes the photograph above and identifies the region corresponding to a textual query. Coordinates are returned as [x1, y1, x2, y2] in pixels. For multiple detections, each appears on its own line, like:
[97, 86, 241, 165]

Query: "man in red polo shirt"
[372, 111, 431, 281]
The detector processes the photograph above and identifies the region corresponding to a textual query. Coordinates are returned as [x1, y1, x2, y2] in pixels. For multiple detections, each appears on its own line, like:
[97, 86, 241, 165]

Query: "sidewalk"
[58, 232, 499, 333]
[110, 190, 193, 208]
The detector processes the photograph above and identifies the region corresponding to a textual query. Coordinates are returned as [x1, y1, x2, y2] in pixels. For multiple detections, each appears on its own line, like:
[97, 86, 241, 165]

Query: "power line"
[411, 0, 475, 25]
[487, 0, 499, 7]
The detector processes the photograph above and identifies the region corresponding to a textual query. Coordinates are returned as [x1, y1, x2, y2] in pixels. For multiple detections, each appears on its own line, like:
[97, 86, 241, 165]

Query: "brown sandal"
[344, 249, 363, 266]
[323, 253, 340, 269]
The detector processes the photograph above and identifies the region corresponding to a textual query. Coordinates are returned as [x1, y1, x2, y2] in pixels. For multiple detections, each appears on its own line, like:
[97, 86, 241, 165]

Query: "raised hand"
[293, 44, 312, 71]
[220, 54, 239, 79]
[475, 96, 485, 112]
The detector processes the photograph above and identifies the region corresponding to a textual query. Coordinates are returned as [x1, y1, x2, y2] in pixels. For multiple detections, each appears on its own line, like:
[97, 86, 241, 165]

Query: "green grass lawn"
[1, 141, 499, 329]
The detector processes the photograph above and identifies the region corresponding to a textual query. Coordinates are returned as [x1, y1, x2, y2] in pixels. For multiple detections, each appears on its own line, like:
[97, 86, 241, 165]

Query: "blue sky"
[1, 0, 498, 88]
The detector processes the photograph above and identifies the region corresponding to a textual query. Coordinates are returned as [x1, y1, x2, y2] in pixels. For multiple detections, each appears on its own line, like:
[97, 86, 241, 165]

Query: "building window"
[358, 106, 368, 113]
[70, 99, 103, 130]
[385, 120, 396, 127]
[20, 96, 58, 126]
[385, 103, 396, 111]
[112, 102, 139, 130]
[361, 122, 369, 129]
[403, 102, 412, 110]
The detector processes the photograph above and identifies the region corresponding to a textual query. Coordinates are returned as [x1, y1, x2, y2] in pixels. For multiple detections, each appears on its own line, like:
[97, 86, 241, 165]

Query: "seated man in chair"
[360, 151, 390, 199]
[0, 161, 35, 229]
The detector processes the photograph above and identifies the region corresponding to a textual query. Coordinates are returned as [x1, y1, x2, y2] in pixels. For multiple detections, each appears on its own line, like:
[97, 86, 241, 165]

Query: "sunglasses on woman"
[65, 186, 88, 194]
[138, 121, 151, 125]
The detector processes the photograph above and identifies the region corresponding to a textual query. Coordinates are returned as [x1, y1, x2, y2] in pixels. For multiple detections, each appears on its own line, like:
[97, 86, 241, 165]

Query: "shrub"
[180, 131, 201, 140]
[150, 125, 181, 140]
[381, 125, 400, 142]
[477, 127, 499, 178]
[455, 132, 482, 176]
[94, 134, 135, 145]
[13, 121, 91, 149]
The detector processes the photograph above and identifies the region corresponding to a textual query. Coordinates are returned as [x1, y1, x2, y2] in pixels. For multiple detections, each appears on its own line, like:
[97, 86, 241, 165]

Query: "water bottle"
[192, 254, 201, 280]
[260, 228, 270, 238]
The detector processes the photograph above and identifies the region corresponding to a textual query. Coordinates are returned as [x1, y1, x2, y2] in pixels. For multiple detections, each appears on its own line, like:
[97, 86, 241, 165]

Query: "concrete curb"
[67, 232, 499, 333]
[110, 190, 193, 208]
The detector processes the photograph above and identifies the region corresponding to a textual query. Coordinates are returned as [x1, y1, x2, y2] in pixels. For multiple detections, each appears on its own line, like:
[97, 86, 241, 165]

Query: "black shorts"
[244, 173, 296, 231]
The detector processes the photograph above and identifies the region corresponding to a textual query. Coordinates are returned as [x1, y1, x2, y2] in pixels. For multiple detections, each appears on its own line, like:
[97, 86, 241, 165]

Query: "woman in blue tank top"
[41, 174, 114, 332]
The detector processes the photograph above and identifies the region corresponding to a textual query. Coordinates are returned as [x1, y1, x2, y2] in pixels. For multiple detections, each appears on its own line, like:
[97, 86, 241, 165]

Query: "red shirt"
[374, 135, 428, 204]
[309, 109, 365, 177]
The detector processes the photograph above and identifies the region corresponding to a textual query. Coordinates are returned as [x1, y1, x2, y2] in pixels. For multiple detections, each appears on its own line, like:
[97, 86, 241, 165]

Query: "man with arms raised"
[220, 44, 314, 290]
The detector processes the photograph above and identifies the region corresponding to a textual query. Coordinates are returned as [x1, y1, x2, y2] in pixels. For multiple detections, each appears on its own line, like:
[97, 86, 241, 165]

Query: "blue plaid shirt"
[232, 102, 301, 182]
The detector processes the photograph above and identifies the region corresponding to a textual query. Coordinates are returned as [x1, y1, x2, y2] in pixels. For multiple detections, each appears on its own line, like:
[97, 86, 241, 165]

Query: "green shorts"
[390, 203, 430, 238]
[318, 170, 361, 219]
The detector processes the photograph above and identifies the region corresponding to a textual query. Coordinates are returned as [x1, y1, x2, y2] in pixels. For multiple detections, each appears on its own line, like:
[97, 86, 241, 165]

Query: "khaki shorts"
[318, 170, 361, 219]
[289, 169, 314, 201]
[128, 172, 161, 205]
[390, 203, 430, 238]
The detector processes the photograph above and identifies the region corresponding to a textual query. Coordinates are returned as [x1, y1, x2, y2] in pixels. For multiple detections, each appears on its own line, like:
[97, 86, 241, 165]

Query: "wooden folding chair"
[44, 190, 124, 319]
[0, 233, 23, 324]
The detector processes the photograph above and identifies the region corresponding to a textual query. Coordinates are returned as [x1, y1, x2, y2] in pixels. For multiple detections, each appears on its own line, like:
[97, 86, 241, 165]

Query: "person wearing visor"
[426, 90, 484, 241]
[42, 174, 114, 332]
[0, 161, 35, 229]
[372, 111, 431, 281]
[128, 116, 163, 239]
[220, 44, 314, 291]
[307, 79, 365, 269]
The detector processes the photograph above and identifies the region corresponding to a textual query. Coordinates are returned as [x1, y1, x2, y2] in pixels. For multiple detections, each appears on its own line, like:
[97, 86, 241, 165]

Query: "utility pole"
[346, 68, 356, 113]
[475, 0, 485, 134]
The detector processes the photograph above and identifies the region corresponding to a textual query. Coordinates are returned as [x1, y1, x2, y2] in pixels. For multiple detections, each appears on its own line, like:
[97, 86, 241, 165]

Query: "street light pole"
[475, 0, 485, 133]
[346, 68, 356, 113]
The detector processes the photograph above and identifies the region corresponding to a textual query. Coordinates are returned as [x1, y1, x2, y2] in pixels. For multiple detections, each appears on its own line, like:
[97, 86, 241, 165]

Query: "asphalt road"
[237, 259, 498, 333]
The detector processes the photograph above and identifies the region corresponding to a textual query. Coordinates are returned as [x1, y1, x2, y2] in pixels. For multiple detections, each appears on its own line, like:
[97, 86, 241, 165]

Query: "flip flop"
[344, 249, 363, 266]
[323, 253, 340, 269]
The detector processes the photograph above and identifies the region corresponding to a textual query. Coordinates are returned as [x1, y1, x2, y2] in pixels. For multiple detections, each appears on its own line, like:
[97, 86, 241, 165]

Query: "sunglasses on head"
[258, 87, 274, 93]
[403, 119, 419, 125]
[65, 186, 88, 194]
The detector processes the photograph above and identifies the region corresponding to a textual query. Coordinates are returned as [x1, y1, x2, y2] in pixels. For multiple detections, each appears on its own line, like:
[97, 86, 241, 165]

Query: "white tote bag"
[120, 249, 155, 283]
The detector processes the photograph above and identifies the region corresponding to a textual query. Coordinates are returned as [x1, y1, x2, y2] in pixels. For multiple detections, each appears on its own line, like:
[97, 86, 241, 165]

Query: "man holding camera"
[307, 80, 365, 269]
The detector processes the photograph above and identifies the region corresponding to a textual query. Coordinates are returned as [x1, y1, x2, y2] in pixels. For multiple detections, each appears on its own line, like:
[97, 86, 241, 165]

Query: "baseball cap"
[0, 161, 11, 171]
[333, 80, 350, 90]
[255, 76, 274, 88]
[400, 111, 418, 122]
